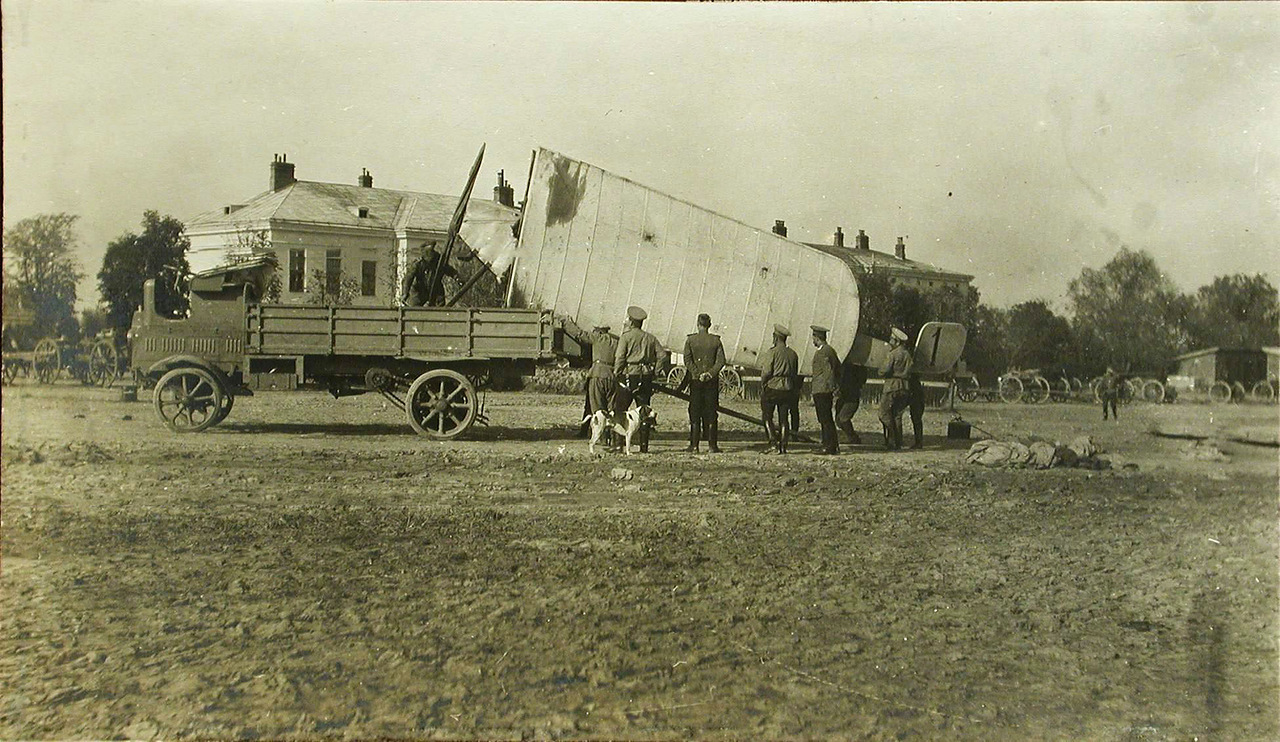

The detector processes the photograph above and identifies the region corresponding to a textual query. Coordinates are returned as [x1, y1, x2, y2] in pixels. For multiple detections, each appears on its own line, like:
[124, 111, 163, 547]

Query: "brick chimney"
[358, 168, 373, 188]
[833, 227, 845, 248]
[856, 229, 869, 251]
[270, 154, 296, 191]
[772, 220, 787, 237]
[895, 236, 906, 260]
[494, 170, 515, 207]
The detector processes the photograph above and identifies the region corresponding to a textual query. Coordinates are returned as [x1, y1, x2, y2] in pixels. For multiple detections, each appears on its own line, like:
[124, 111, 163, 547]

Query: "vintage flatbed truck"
[128, 259, 556, 438]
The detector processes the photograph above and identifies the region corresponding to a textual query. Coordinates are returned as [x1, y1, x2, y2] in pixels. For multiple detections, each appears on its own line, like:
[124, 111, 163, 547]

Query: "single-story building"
[1170, 347, 1270, 391]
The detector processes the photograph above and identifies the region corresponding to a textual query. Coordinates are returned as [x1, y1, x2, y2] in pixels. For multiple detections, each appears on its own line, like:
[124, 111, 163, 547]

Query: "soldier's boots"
[911, 434, 923, 449]
[684, 422, 701, 453]
[707, 423, 721, 453]
[839, 421, 860, 445]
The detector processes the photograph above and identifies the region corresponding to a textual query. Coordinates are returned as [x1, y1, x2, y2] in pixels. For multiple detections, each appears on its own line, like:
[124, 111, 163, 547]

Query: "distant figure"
[810, 325, 841, 455]
[682, 313, 726, 453]
[614, 306, 665, 452]
[878, 327, 914, 450]
[758, 324, 799, 454]
[908, 372, 925, 449]
[1100, 367, 1120, 422]
[400, 242, 459, 307]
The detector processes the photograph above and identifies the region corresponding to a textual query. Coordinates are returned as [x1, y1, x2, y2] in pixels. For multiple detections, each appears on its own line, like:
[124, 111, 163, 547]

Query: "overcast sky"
[4, 1, 1277, 311]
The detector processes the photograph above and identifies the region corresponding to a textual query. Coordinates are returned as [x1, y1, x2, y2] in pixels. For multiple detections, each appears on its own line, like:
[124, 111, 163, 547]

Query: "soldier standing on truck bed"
[614, 306, 664, 453]
[400, 242, 460, 307]
[758, 324, 799, 454]
[681, 313, 726, 453]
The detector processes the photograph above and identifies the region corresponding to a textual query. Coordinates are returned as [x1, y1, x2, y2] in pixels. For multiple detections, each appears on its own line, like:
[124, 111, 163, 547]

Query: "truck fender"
[145, 355, 252, 396]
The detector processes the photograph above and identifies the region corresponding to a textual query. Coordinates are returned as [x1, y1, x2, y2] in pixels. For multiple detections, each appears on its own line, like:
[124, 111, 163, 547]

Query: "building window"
[361, 260, 377, 297]
[326, 249, 342, 296]
[288, 249, 306, 293]
[358, 207, 369, 218]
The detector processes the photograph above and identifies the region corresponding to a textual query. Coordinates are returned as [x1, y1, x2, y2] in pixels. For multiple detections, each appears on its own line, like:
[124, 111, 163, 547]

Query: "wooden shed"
[1171, 347, 1268, 390]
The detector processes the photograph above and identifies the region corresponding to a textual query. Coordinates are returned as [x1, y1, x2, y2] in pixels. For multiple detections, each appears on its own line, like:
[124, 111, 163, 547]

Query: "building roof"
[802, 242, 974, 283]
[185, 180, 517, 234]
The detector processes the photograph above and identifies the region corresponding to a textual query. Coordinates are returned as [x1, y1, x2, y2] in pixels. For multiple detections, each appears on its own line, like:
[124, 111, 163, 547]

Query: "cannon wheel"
[406, 369, 477, 439]
[1141, 379, 1166, 404]
[1025, 375, 1051, 404]
[998, 375, 1023, 404]
[667, 366, 687, 388]
[33, 338, 62, 384]
[2, 358, 19, 385]
[1251, 379, 1276, 403]
[718, 366, 744, 399]
[89, 340, 120, 387]
[955, 377, 979, 403]
[153, 367, 226, 433]
[1208, 380, 1232, 404]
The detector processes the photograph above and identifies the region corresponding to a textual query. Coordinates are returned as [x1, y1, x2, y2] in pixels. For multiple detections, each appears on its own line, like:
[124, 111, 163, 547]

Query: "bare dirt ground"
[2, 382, 1277, 741]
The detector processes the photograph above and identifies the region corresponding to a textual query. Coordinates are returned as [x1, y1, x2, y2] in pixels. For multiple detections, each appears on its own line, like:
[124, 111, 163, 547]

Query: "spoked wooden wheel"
[33, 338, 62, 384]
[955, 377, 979, 403]
[998, 375, 1023, 403]
[210, 393, 235, 426]
[153, 367, 225, 433]
[667, 366, 687, 388]
[89, 340, 120, 387]
[1026, 375, 1052, 404]
[406, 369, 477, 439]
[718, 366, 744, 399]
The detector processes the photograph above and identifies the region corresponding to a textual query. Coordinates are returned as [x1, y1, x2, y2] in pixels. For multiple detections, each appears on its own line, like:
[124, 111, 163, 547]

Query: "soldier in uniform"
[1100, 366, 1120, 421]
[907, 370, 926, 449]
[400, 242, 460, 307]
[614, 305, 664, 452]
[681, 313, 726, 453]
[563, 318, 621, 448]
[809, 325, 841, 455]
[758, 324, 799, 454]
[878, 327, 914, 450]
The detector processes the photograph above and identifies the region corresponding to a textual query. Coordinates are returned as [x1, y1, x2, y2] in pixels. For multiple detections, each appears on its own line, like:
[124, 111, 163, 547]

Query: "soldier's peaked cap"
[773, 324, 791, 338]
[891, 327, 909, 342]
[810, 325, 829, 336]
[593, 323, 611, 331]
[627, 306, 648, 321]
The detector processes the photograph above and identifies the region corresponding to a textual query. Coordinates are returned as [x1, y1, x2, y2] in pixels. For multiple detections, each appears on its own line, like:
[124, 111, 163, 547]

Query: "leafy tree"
[79, 307, 110, 339]
[1068, 247, 1185, 374]
[1184, 274, 1280, 349]
[926, 284, 980, 328]
[1006, 300, 1073, 371]
[2, 213, 83, 340]
[305, 268, 361, 306]
[963, 304, 1009, 384]
[98, 211, 191, 329]
[856, 272, 895, 339]
[889, 285, 930, 341]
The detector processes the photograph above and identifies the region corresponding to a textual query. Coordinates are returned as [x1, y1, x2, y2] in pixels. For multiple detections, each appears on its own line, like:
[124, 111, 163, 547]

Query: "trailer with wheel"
[127, 262, 557, 437]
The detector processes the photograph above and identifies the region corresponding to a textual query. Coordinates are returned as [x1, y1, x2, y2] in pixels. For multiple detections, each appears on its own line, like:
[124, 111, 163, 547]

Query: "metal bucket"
[947, 419, 972, 439]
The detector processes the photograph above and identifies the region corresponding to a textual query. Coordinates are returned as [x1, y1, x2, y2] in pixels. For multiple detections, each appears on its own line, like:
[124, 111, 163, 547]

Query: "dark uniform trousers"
[616, 374, 655, 451]
[813, 392, 838, 453]
[688, 380, 719, 447]
[908, 375, 925, 448]
[878, 388, 912, 449]
[761, 388, 792, 452]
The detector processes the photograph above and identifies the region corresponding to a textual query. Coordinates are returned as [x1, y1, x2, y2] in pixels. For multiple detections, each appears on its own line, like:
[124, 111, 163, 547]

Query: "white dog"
[582, 405, 657, 455]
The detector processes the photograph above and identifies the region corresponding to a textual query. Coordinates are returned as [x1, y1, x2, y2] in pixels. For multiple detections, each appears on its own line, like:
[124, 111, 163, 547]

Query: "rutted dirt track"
[2, 384, 1277, 740]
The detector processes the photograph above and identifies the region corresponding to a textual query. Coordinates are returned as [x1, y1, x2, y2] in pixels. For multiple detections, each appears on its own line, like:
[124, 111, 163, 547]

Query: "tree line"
[5, 212, 1277, 380]
[859, 247, 1279, 382]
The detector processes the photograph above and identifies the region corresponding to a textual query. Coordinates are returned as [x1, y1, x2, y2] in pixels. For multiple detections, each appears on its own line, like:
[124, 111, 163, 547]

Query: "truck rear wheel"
[406, 369, 477, 439]
[153, 367, 226, 433]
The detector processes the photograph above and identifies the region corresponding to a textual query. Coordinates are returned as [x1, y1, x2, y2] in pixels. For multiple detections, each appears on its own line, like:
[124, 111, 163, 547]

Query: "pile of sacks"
[966, 435, 1113, 470]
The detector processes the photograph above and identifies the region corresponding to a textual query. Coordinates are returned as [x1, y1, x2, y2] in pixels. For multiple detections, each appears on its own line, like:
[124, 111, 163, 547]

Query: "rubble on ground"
[966, 435, 1116, 470]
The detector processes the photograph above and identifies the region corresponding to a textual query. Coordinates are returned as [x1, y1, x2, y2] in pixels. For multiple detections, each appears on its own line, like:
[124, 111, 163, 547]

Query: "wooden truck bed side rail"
[246, 304, 555, 360]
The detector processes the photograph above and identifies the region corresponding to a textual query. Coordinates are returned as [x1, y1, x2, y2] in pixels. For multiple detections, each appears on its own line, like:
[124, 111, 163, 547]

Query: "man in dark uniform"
[835, 360, 867, 445]
[400, 242, 459, 307]
[563, 318, 621, 448]
[878, 327, 914, 450]
[809, 325, 841, 455]
[614, 305, 664, 452]
[1100, 366, 1120, 421]
[758, 324, 799, 454]
[681, 313, 726, 453]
